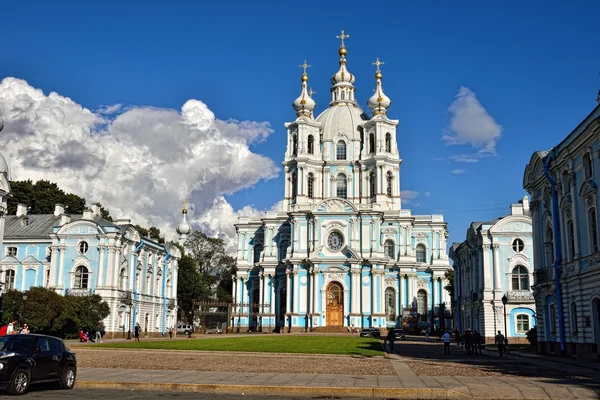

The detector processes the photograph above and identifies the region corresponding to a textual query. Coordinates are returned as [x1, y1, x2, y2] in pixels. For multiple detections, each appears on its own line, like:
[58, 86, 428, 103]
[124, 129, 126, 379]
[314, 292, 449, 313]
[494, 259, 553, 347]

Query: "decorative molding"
[411, 232, 429, 238]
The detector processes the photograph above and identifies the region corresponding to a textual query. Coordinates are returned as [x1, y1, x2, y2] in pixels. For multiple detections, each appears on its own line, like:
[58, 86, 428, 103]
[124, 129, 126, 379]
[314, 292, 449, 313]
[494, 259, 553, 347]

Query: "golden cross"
[299, 60, 311, 74]
[372, 57, 384, 72]
[308, 88, 316, 96]
[336, 30, 350, 47]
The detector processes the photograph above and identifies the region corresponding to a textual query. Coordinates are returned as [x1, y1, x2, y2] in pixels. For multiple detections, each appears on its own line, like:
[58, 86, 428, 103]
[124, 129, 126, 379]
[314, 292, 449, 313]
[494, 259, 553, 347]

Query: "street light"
[501, 294, 508, 346]
[126, 300, 133, 340]
[21, 294, 28, 325]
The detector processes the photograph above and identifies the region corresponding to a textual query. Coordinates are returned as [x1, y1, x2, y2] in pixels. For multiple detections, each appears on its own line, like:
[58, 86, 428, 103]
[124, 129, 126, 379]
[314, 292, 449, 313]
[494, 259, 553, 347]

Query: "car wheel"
[59, 365, 76, 390]
[7, 368, 29, 395]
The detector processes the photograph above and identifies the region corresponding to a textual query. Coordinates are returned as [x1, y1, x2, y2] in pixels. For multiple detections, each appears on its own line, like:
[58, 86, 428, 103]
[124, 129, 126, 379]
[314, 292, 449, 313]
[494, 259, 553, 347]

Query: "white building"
[449, 197, 536, 343]
[524, 98, 600, 359]
[232, 35, 452, 333]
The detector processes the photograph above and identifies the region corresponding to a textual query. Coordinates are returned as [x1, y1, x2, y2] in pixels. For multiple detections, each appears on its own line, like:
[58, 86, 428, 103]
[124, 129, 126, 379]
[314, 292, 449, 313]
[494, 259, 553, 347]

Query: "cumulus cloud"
[442, 86, 503, 162]
[0, 77, 279, 247]
[401, 190, 421, 207]
[424, 192, 431, 197]
[451, 169, 466, 174]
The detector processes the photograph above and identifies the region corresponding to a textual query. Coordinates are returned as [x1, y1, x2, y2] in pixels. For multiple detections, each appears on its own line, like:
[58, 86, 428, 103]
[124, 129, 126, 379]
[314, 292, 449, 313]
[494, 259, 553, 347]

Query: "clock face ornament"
[328, 232, 344, 251]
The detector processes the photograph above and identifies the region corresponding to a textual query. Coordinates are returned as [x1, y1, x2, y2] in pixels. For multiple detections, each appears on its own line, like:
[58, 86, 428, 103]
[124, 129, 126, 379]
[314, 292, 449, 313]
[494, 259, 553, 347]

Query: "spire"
[176, 199, 191, 244]
[329, 30, 356, 106]
[368, 57, 392, 116]
[292, 60, 316, 118]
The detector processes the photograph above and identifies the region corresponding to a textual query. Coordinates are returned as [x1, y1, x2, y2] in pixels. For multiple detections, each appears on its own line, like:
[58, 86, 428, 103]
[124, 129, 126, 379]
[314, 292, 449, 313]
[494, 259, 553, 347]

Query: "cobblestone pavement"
[393, 338, 591, 378]
[76, 348, 396, 375]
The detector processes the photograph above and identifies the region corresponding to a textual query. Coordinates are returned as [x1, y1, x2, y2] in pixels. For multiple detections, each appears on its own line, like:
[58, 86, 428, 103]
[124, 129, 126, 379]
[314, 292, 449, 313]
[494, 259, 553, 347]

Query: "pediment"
[490, 216, 532, 234]
[58, 220, 104, 236]
[0, 256, 19, 264]
[579, 180, 597, 198]
[22, 255, 40, 264]
[313, 198, 357, 213]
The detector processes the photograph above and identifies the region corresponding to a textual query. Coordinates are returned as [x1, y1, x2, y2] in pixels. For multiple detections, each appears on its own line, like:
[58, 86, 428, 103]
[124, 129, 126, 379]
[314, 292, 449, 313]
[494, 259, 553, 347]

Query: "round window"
[79, 241, 89, 254]
[327, 232, 344, 251]
[512, 238, 525, 253]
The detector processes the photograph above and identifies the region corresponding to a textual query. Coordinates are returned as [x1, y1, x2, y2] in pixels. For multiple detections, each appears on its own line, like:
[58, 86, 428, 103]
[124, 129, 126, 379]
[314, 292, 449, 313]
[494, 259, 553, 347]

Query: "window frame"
[511, 238, 525, 253]
[588, 206, 598, 253]
[369, 133, 375, 154]
[386, 171, 393, 197]
[511, 265, 529, 291]
[369, 171, 376, 201]
[415, 245, 427, 263]
[7, 247, 17, 257]
[583, 152, 593, 180]
[336, 173, 347, 199]
[5, 269, 16, 290]
[385, 132, 391, 153]
[385, 287, 396, 322]
[516, 314, 530, 333]
[336, 140, 347, 160]
[307, 135, 314, 155]
[384, 240, 395, 259]
[78, 241, 89, 255]
[307, 173, 314, 199]
[74, 265, 89, 289]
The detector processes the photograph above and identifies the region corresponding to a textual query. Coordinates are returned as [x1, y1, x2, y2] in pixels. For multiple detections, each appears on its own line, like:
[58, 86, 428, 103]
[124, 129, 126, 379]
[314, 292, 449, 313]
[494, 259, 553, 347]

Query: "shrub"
[526, 326, 537, 347]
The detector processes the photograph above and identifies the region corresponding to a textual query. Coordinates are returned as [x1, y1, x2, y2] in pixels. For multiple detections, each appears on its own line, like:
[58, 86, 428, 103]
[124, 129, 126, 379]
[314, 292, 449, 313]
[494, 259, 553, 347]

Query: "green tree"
[185, 231, 232, 276]
[148, 227, 160, 240]
[134, 225, 149, 237]
[95, 202, 113, 222]
[7, 180, 86, 215]
[176, 254, 207, 324]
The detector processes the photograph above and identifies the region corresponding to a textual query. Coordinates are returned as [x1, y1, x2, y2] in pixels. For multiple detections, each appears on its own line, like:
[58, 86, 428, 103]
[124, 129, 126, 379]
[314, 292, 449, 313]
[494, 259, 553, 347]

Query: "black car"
[359, 328, 381, 338]
[0, 334, 77, 395]
[393, 328, 406, 340]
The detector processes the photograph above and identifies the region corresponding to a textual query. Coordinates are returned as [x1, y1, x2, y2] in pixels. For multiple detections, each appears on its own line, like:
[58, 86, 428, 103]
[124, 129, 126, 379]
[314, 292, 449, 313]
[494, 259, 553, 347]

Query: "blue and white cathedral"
[232, 34, 452, 332]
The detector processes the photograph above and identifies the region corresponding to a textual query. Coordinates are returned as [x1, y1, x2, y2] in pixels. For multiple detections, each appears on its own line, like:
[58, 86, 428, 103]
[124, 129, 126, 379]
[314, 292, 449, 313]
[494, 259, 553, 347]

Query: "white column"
[172, 266, 179, 300]
[293, 269, 299, 313]
[409, 274, 415, 308]
[259, 272, 264, 314]
[57, 245, 66, 289]
[49, 245, 59, 288]
[113, 248, 122, 288]
[379, 272, 385, 314]
[98, 244, 106, 287]
[232, 277, 238, 314]
[493, 244, 501, 292]
[285, 270, 292, 314]
[482, 244, 491, 291]
[350, 268, 358, 314]
[240, 277, 246, 314]
[270, 274, 276, 316]
[106, 245, 115, 288]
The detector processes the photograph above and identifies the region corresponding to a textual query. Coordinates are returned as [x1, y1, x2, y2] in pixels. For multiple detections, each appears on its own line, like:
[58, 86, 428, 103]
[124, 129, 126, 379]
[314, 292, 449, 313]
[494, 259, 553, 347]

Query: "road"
[15, 388, 362, 399]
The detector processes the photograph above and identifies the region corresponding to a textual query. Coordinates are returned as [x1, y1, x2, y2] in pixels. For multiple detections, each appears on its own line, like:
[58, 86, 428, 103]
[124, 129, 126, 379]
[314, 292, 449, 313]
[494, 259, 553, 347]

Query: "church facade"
[232, 35, 452, 332]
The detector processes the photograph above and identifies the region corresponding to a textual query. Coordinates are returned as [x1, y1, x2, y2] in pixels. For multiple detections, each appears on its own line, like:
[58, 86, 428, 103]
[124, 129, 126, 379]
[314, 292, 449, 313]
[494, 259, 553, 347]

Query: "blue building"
[232, 37, 452, 332]
[450, 197, 536, 343]
[523, 98, 600, 358]
[0, 203, 181, 338]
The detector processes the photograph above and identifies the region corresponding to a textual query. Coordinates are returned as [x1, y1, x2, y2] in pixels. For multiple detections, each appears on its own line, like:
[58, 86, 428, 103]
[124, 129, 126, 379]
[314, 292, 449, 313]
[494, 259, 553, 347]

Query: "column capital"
[491, 244, 500, 251]
[482, 244, 490, 251]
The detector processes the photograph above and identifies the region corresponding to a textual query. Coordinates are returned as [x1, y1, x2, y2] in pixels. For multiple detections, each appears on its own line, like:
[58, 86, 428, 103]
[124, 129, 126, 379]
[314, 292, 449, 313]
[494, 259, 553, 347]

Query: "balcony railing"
[65, 288, 93, 296]
[535, 267, 555, 285]
[505, 290, 535, 302]
[118, 290, 133, 302]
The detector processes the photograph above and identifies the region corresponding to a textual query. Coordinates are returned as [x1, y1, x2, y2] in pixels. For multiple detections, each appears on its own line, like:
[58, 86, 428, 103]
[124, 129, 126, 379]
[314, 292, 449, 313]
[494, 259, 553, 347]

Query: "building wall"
[524, 103, 600, 359]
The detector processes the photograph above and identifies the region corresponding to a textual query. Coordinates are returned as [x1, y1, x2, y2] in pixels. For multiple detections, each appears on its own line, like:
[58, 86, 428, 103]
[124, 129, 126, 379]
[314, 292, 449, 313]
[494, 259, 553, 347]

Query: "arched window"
[5, 269, 15, 290]
[416, 245, 426, 263]
[74, 266, 89, 289]
[544, 226, 554, 266]
[155, 269, 162, 296]
[571, 302, 578, 334]
[369, 133, 375, 153]
[369, 171, 376, 200]
[341, 91, 345, 100]
[384, 240, 395, 259]
[307, 173, 314, 199]
[589, 207, 598, 253]
[253, 244, 263, 263]
[291, 172, 297, 199]
[119, 268, 127, 291]
[583, 152, 593, 179]
[336, 140, 346, 160]
[292, 135, 297, 156]
[385, 133, 391, 153]
[386, 171, 393, 197]
[308, 135, 314, 155]
[561, 170, 570, 194]
[417, 289, 428, 317]
[385, 287, 396, 322]
[516, 314, 530, 333]
[511, 265, 529, 290]
[549, 304, 557, 335]
[336, 173, 347, 199]
[146, 269, 152, 294]
[567, 220, 575, 259]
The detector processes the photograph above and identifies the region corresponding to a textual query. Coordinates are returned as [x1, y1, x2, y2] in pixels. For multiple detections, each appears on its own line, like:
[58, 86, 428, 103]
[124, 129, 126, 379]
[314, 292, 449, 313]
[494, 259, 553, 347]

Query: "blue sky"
[1, 0, 599, 246]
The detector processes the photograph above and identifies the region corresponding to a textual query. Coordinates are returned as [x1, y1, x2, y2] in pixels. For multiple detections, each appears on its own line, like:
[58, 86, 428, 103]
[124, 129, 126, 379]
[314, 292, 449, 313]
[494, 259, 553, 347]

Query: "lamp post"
[126, 301, 133, 340]
[501, 294, 508, 344]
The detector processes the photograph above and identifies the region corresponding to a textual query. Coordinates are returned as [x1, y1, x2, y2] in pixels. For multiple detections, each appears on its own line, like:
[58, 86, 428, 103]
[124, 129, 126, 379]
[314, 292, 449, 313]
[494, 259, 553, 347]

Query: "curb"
[77, 380, 473, 399]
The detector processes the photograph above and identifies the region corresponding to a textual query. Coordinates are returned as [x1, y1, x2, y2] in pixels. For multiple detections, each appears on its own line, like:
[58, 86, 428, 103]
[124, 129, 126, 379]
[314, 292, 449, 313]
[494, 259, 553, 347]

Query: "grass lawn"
[95, 336, 384, 356]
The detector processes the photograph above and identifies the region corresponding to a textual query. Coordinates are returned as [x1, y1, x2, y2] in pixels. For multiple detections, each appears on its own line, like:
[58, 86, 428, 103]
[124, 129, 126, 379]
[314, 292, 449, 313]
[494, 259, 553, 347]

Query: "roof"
[4, 213, 121, 239]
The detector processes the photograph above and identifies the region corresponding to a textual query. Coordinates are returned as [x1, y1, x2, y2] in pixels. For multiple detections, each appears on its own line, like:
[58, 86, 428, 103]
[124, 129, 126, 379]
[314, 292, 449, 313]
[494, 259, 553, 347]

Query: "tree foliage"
[444, 269, 455, 307]
[185, 231, 235, 276]
[1, 287, 110, 338]
[8, 180, 86, 215]
[134, 225, 165, 243]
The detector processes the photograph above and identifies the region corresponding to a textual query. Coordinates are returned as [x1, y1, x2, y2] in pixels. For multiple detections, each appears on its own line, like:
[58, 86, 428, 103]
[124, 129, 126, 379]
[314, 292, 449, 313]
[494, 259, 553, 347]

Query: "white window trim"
[514, 313, 530, 334]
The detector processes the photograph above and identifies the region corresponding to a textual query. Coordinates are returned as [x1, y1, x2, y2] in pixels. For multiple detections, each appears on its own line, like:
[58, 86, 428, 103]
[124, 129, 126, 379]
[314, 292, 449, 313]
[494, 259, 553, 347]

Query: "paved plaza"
[66, 335, 600, 399]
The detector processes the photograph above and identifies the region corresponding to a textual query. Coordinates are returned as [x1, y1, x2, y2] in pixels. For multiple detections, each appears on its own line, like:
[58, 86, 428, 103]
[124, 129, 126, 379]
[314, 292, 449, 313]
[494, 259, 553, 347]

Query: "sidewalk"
[76, 356, 600, 399]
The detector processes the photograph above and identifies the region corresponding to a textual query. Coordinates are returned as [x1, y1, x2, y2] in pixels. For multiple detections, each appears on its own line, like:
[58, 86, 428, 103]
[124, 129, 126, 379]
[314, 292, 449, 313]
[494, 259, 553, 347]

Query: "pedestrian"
[99, 321, 105, 343]
[425, 327, 430, 342]
[473, 330, 483, 355]
[454, 329, 463, 348]
[169, 326, 173, 339]
[20, 323, 30, 334]
[495, 330, 505, 356]
[385, 328, 396, 353]
[463, 328, 473, 355]
[6, 320, 15, 335]
[134, 322, 141, 342]
[442, 330, 451, 355]
[95, 323, 102, 344]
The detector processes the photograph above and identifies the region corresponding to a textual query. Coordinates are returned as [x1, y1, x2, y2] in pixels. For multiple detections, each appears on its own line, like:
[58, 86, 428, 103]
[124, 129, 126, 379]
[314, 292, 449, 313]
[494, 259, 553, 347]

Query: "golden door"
[326, 282, 343, 326]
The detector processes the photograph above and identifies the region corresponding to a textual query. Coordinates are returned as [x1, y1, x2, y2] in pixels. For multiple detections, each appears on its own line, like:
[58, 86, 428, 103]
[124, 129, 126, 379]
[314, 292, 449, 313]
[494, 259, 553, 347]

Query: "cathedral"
[232, 33, 452, 332]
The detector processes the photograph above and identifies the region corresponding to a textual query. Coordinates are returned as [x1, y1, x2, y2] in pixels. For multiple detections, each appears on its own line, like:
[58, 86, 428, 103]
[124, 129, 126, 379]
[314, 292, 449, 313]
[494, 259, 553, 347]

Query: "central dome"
[316, 103, 369, 141]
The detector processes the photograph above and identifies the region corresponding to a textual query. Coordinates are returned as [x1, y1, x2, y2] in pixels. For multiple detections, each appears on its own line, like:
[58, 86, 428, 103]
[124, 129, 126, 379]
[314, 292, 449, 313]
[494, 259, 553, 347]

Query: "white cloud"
[424, 192, 431, 197]
[0, 77, 279, 248]
[451, 169, 466, 174]
[442, 86, 503, 162]
[401, 190, 421, 207]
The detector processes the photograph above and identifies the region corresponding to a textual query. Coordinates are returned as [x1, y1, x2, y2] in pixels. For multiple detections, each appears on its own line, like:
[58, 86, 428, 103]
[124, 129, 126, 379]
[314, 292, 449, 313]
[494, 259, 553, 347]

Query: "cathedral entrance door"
[326, 282, 343, 327]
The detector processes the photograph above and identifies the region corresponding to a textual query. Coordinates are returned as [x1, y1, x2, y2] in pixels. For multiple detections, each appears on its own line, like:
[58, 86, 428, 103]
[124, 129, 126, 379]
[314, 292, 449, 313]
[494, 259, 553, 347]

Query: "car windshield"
[0, 336, 35, 353]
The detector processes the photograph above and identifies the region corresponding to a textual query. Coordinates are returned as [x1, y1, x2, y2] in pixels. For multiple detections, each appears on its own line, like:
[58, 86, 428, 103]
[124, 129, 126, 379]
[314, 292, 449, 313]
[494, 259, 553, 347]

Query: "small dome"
[367, 69, 391, 116]
[292, 69, 316, 118]
[331, 56, 355, 86]
[176, 209, 191, 236]
[315, 103, 368, 141]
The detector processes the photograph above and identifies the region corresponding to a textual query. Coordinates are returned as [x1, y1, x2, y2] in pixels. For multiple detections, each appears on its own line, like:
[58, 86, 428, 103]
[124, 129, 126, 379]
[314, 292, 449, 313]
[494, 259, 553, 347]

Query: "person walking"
[495, 330, 505, 356]
[473, 330, 482, 355]
[169, 326, 173, 339]
[95, 323, 102, 344]
[385, 328, 396, 354]
[134, 322, 141, 342]
[463, 328, 473, 355]
[442, 330, 451, 355]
